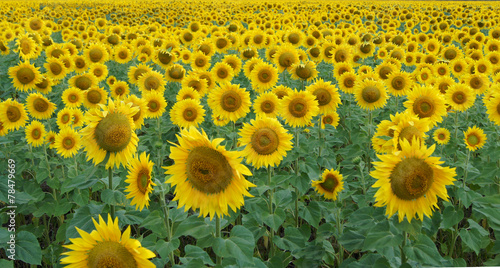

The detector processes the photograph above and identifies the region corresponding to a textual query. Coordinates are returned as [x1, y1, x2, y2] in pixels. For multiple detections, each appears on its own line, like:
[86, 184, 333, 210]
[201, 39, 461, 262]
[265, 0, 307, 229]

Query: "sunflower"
[306, 78, 341, 115]
[463, 73, 488, 95]
[84, 42, 109, 64]
[56, 108, 75, 129]
[312, 169, 344, 200]
[289, 61, 319, 82]
[89, 63, 109, 82]
[62, 87, 84, 108]
[61, 214, 155, 267]
[83, 87, 108, 109]
[371, 137, 456, 222]
[54, 127, 81, 158]
[321, 112, 340, 129]
[273, 43, 299, 72]
[279, 89, 320, 128]
[25, 120, 46, 147]
[390, 113, 431, 152]
[386, 71, 413, 97]
[26, 93, 56, 120]
[445, 84, 476, 112]
[222, 54, 242, 76]
[143, 91, 167, 119]
[450, 58, 468, 78]
[45, 130, 57, 149]
[433, 128, 451, 145]
[113, 45, 133, 64]
[109, 81, 130, 100]
[44, 57, 68, 81]
[8, 61, 43, 92]
[253, 92, 280, 118]
[125, 152, 156, 211]
[211, 62, 234, 85]
[165, 64, 185, 83]
[208, 83, 251, 122]
[16, 34, 38, 60]
[463, 126, 487, 151]
[0, 120, 8, 137]
[170, 99, 206, 129]
[354, 79, 388, 110]
[250, 62, 279, 93]
[124, 95, 147, 129]
[272, 85, 293, 100]
[68, 73, 98, 91]
[73, 55, 89, 73]
[153, 49, 175, 69]
[337, 71, 357, 94]
[0, 99, 28, 131]
[164, 127, 255, 220]
[191, 51, 211, 71]
[80, 99, 139, 169]
[176, 87, 201, 102]
[404, 85, 447, 126]
[486, 92, 500, 125]
[181, 75, 208, 96]
[137, 70, 166, 94]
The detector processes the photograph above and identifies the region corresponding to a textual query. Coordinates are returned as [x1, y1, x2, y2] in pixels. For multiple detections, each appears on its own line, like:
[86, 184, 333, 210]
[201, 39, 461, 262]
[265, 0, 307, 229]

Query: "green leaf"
[338, 230, 365, 252]
[141, 210, 168, 238]
[363, 221, 403, 252]
[101, 189, 128, 206]
[403, 233, 445, 266]
[274, 225, 310, 252]
[299, 201, 321, 228]
[180, 245, 215, 266]
[274, 189, 293, 207]
[459, 219, 490, 255]
[262, 207, 285, 230]
[15, 231, 42, 265]
[155, 239, 180, 261]
[213, 225, 255, 265]
[0, 259, 13, 268]
[474, 207, 500, 231]
[172, 215, 211, 240]
[440, 205, 464, 230]
[118, 210, 149, 225]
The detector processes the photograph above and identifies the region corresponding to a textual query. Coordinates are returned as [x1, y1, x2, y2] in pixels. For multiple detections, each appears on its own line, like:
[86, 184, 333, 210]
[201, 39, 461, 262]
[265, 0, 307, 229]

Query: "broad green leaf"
[172, 215, 211, 239]
[338, 229, 365, 252]
[213, 225, 255, 265]
[141, 210, 168, 238]
[262, 207, 286, 230]
[155, 239, 180, 261]
[403, 233, 445, 266]
[474, 207, 500, 231]
[15, 231, 42, 265]
[101, 189, 128, 206]
[274, 189, 293, 207]
[0, 259, 13, 268]
[363, 221, 403, 252]
[180, 245, 215, 266]
[117, 210, 149, 225]
[459, 219, 490, 255]
[299, 201, 321, 228]
[440, 205, 464, 230]
[273, 226, 308, 252]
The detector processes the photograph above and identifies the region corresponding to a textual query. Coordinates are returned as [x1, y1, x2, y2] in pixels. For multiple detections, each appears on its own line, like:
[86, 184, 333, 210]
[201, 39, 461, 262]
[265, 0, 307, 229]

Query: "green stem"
[232, 121, 237, 149]
[463, 149, 471, 191]
[28, 144, 34, 167]
[395, 95, 399, 113]
[336, 204, 344, 267]
[400, 231, 407, 265]
[160, 193, 175, 264]
[367, 110, 373, 173]
[294, 128, 300, 228]
[157, 117, 162, 141]
[43, 143, 53, 181]
[448, 226, 459, 257]
[108, 167, 115, 219]
[216, 216, 222, 265]
[454, 111, 459, 142]
[267, 166, 275, 259]
[318, 116, 322, 157]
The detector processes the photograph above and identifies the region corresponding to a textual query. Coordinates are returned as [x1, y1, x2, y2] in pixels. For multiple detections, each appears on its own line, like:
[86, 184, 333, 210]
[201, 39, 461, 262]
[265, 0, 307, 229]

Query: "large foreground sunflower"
[238, 117, 293, 169]
[312, 169, 344, 201]
[61, 214, 155, 267]
[125, 152, 156, 211]
[164, 127, 255, 220]
[371, 137, 456, 222]
[80, 99, 139, 169]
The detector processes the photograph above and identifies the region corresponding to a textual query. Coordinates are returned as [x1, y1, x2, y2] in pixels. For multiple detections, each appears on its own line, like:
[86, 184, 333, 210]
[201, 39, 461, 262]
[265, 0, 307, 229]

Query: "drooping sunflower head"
[463, 126, 487, 151]
[312, 169, 344, 200]
[166, 64, 186, 82]
[165, 127, 255, 219]
[354, 79, 388, 110]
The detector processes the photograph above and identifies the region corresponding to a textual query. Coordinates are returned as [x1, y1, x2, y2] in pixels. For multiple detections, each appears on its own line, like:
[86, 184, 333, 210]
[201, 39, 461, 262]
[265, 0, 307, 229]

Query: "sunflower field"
[1, 0, 500, 267]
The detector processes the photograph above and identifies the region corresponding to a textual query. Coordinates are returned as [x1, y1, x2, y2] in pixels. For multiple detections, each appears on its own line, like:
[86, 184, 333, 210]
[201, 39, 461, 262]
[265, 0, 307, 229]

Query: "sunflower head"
[312, 169, 344, 200]
[463, 126, 487, 151]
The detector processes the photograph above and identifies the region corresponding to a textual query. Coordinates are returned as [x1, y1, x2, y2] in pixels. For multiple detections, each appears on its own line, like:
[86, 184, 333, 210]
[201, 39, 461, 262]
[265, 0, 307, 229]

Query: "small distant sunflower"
[211, 62, 234, 85]
[279, 89, 320, 128]
[196, 70, 216, 93]
[84, 42, 109, 64]
[404, 85, 447, 125]
[253, 92, 280, 118]
[445, 84, 476, 112]
[61, 214, 155, 267]
[433, 128, 450, 145]
[0, 99, 28, 131]
[110, 81, 130, 100]
[56, 108, 74, 129]
[25, 120, 46, 147]
[9, 61, 43, 92]
[164, 127, 255, 220]
[321, 112, 340, 129]
[208, 83, 251, 122]
[143, 91, 167, 119]
[137, 70, 166, 94]
[191, 51, 211, 71]
[485, 93, 500, 125]
[386, 71, 413, 96]
[83, 87, 108, 109]
[464, 73, 488, 95]
[45, 131, 57, 149]
[176, 87, 201, 102]
[125, 152, 156, 211]
[312, 169, 344, 200]
[463, 126, 487, 151]
[26, 93, 56, 119]
[450, 58, 468, 78]
[73, 55, 89, 73]
[62, 87, 84, 108]
[80, 99, 139, 169]
[250, 62, 279, 92]
[371, 137, 456, 222]
[238, 117, 293, 169]
[181, 75, 208, 96]
[114, 44, 133, 64]
[16, 34, 38, 60]
[289, 61, 319, 82]
[89, 63, 109, 82]
[354, 79, 388, 110]
[306, 78, 341, 115]
[54, 127, 81, 158]
[170, 99, 206, 129]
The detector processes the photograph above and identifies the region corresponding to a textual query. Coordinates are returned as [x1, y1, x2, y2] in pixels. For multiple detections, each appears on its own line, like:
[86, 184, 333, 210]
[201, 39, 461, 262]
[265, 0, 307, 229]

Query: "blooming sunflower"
[61, 214, 155, 267]
[89, 63, 109, 82]
[45, 130, 57, 149]
[211, 62, 234, 85]
[164, 127, 255, 219]
[25, 120, 45, 147]
[137, 70, 166, 94]
[433, 128, 451, 145]
[337, 71, 358, 94]
[321, 112, 340, 129]
[110, 81, 130, 100]
[273, 43, 299, 72]
[181, 75, 208, 97]
[238, 117, 293, 169]
[371, 137, 456, 222]
[84, 42, 109, 64]
[127, 64, 153, 85]
[62, 87, 84, 108]
[485, 93, 500, 125]
[0, 99, 28, 131]
[191, 51, 211, 71]
[176, 87, 201, 102]
[68, 73, 98, 91]
[250, 62, 279, 93]
[312, 169, 344, 201]
[125, 152, 156, 211]
[445, 83, 476, 112]
[83, 87, 108, 109]
[55, 127, 81, 158]
[390, 113, 431, 152]
[463, 73, 488, 95]
[306, 78, 341, 115]
[279, 89, 320, 128]
[289, 61, 319, 82]
[165, 64, 185, 83]
[8, 61, 43, 92]
[463, 126, 487, 151]
[404, 85, 447, 126]
[80, 98, 139, 169]
[114, 44, 133, 64]
[142, 91, 167, 119]
[385, 71, 413, 97]
[26, 93, 56, 120]
[354, 79, 388, 110]
[170, 99, 206, 129]
[44, 57, 68, 81]
[208, 83, 251, 122]
[253, 92, 280, 118]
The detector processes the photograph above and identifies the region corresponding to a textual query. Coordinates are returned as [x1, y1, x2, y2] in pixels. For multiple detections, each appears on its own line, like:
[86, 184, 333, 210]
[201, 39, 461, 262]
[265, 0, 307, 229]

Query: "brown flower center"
[310, 47, 320, 58]
[186, 146, 233, 194]
[322, 115, 334, 125]
[87, 241, 137, 268]
[89, 48, 104, 63]
[469, 77, 482, 90]
[378, 66, 392, 79]
[137, 169, 150, 194]
[334, 49, 348, 63]
[144, 76, 159, 90]
[188, 80, 201, 91]
[94, 112, 132, 152]
[288, 33, 300, 44]
[148, 100, 160, 112]
[29, 18, 43, 31]
[216, 67, 228, 79]
[258, 69, 272, 83]
[444, 49, 457, 60]
[183, 107, 197, 122]
[361, 86, 381, 103]
[260, 100, 275, 113]
[320, 173, 338, 192]
[87, 89, 102, 104]
[33, 98, 49, 112]
[6, 106, 21, 122]
[278, 52, 295, 68]
[412, 96, 435, 118]
[390, 157, 434, 200]
[220, 91, 241, 112]
[391, 76, 405, 90]
[288, 98, 308, 118]
[452, 91, 466, 104]
[438, 133, 445, 140]
[251, 127, 279, 155]
[295, 65, 312, 80]
[313, 88, 332, 106]
[216, 38, 228, 49]
[50, 62, 63, 75]
[467, 134, 480, 146]
[63, 136, 75, 150]
[75, 76, 92, 90]
[158, 51, 173, 65]
[16, 67, 35, 85]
